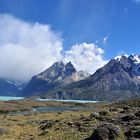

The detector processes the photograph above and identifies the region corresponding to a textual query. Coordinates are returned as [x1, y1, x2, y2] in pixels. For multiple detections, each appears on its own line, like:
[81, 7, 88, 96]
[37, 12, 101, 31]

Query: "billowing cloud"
[0, 14, 107, 81]
[0, 14, 63, 81]
[64, 43, 107, 74]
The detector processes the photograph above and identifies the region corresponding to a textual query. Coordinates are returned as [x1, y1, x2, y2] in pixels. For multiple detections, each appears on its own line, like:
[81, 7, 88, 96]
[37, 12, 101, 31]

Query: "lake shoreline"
[0, 96, 99, 103]
[0, 98, 106, 114]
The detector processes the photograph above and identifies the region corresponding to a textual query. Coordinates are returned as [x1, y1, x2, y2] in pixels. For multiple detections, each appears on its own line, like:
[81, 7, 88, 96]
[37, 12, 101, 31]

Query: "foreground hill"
[0, 98, 139, 140]
[39, 55, 140, 101]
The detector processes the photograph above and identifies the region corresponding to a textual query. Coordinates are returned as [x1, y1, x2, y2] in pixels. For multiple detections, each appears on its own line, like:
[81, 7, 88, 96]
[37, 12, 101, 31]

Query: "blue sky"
[0, 0, 140, 58]
[0, 0, 140, 81]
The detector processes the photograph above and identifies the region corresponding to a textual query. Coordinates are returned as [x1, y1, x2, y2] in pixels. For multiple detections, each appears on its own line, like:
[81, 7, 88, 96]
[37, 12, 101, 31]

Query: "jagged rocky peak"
[113, 54, 140, 76]
[66, 61, 76, 72]
[32, 60, 90, 84]
[114, 54, 129, 61]
[114, 54, 140, 63]
[129, 54, 140, 63]
[64, 62, 77, 77]
[36, 61, 77, 81]
[53, 61, 65, 67]
[21, 61, 90, 96]
[36, 54, 140, 101]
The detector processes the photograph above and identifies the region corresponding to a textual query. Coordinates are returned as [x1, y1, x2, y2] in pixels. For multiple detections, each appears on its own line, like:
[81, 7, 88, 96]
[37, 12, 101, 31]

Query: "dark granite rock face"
[21, 61, 89, 96]
[45, 55, 140, 101]
[21, 55, 140, 101]
[85, 55, 140, 91]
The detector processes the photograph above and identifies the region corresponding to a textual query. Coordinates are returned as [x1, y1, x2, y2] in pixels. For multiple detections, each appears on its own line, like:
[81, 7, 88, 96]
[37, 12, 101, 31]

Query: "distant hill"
[0, 78, 25, 96]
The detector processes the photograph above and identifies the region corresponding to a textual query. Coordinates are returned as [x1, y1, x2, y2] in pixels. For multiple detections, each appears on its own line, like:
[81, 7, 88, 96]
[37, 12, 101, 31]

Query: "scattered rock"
[82, 117, 92, 122]
[133, 130, 140, 138]
[109, 108, 118, 112]
[0, 128, 7, 135]
[54, 127, 60, 131]
[78, 126, 90, 132]
[135, 110, 140, 118]
[131, 120, 140, 126]
[74, 122, 81, 128]
[66, 121, 74, 126]
[89, 112, 100, 119]
[120, 110, 125, 114]
[26, 120, 40, 125]
[124, 127, 133, 137]
[85, 123, 120, 140]
[54, 120, 60, 123]
[79, 115, 86, 120]
[28, 135, 34, 140]
[121, 114, 136, 122]
[38, 130, 48, 136]
[58, 112, 62, 115]
[123, 105, 131, 111]
[99, 111, 109, 116]
[39, 120, 55, 130]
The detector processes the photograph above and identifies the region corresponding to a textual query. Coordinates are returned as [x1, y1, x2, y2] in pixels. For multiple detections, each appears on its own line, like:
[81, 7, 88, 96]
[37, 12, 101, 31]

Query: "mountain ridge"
[3, 54, 139, 101]
[21, 61, 89, 96]
[37, 54, 140, 101]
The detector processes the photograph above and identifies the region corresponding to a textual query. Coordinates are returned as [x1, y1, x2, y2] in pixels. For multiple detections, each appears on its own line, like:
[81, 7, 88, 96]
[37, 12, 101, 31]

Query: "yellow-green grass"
[0, 110, 95, 140]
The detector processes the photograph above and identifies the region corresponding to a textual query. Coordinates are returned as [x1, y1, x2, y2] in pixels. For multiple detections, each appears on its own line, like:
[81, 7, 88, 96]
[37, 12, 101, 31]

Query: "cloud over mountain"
[64, 43, 107, 74]
[0, 14, 63, 81]
[0, 14, 107, 81]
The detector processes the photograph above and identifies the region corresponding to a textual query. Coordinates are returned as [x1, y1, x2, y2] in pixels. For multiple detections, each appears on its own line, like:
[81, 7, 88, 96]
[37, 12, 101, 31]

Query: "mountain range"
[21, 61, 89, 96]
[24, 54, 140, 101]
[1, 54, 140, 101]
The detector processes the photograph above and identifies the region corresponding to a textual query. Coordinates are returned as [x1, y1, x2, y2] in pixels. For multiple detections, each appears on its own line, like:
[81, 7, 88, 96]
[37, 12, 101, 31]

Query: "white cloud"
[64, 43, 107, 74]
[0, 14, 63, 81]
[133, 0, 140, 4]
[103, 36, 108, 45]
[0, 14, 107, 81]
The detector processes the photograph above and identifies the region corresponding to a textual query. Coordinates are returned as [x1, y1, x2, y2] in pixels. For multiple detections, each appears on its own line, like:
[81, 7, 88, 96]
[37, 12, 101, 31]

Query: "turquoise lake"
[0, 96, 98, 103]
[0, 96, 24, 101]
[0, 96, 98, 114]
[37, 98, 98, 103]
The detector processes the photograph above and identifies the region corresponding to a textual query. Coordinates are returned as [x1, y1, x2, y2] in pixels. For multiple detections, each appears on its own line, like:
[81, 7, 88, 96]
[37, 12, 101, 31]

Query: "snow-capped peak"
[114, 54, 140, 64]
[113, 54, 140, 76]
[114, 54, 128, 61]
[129, 54, 140, 64]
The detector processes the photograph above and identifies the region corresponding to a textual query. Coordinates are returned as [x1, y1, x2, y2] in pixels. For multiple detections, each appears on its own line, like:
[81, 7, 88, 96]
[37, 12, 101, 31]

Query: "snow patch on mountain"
[131, 55, 140, 64]
[6, 80, 24, 90]
[114, 54, 128, 61]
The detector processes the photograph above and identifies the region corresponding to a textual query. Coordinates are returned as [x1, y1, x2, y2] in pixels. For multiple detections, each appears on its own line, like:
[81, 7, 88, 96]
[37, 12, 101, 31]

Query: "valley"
[0, 1, 140, 139]
[0, 55, 140, 139]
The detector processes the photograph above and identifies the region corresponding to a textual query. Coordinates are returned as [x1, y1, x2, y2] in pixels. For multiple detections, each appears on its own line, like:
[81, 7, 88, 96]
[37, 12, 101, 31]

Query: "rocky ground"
[0, 99, 139, 140]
